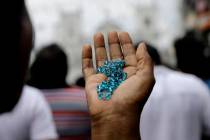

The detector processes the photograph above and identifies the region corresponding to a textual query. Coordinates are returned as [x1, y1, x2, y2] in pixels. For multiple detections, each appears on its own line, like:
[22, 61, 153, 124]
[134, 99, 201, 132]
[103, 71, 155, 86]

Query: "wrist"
[91, 106, 141, 140]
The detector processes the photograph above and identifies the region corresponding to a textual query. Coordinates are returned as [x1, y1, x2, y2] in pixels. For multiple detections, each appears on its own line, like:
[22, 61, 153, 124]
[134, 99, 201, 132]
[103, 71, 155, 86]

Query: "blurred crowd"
[1, 0, 210, 140]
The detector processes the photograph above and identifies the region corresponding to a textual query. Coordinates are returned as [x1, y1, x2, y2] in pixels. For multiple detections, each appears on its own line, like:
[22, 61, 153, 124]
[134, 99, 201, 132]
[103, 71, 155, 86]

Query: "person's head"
[174, 32, 210, 79]
[1, 0, 33, 113]
[28, 44, 69, 89]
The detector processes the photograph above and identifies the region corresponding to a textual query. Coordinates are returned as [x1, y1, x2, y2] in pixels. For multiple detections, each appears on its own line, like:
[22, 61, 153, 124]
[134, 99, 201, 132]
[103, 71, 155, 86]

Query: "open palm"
[82, 32, 155, 117]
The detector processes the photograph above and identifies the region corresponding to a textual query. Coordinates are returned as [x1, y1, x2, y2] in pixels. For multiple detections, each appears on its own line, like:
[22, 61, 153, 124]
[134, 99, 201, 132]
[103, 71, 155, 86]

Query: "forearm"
[91, 107, 141, 140]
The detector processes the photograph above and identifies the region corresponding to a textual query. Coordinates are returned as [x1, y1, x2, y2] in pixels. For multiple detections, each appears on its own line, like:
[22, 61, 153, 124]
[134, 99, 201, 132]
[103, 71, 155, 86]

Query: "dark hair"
[0, 0, 25, 113]
[75, 77, 85, 88]
[28, 44, 69, 89]
[174, 31, 210, 79]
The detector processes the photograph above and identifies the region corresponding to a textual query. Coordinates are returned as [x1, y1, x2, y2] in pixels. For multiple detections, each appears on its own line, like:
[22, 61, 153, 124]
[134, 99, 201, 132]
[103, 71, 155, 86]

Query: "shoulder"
[172, 71, 208, 89]
[22, 86, 46, 101]
[24, 87, 58, 139]
[42, 87, 86, 95]
[169, 71, 210, 99]
[21, 86, 49, 110]
[23, 86, 42, 95]
[155, 66, 209, 96]
[42, 87, 87, 102]
[65, 86, 85, 93]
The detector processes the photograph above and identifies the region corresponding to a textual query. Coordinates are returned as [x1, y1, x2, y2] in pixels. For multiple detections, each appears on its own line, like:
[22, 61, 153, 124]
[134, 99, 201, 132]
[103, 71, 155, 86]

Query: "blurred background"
[26, 0, 210, 84]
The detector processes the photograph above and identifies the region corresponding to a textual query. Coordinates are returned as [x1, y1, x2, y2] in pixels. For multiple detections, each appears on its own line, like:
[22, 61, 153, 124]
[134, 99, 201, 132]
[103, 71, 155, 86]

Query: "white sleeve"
[30, 91, 58, 140]
[199, 82, 210, 136]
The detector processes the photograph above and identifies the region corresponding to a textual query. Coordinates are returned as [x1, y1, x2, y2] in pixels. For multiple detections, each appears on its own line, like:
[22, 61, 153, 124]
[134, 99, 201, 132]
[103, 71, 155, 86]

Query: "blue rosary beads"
[96, 60, 127, 100]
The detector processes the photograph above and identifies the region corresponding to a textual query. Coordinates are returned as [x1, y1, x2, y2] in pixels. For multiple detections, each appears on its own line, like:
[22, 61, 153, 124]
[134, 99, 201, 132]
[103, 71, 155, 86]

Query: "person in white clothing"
[0, 1, 58, 139]
[0, 86, 58, 140]
[140, 44, 210, 140]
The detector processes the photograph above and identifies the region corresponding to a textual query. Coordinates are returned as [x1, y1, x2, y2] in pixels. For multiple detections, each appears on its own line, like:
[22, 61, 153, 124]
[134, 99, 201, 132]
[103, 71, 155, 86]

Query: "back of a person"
[140, 66, 210, 140]
[42, 87, 91, 140]
[0, 86, 58, 140]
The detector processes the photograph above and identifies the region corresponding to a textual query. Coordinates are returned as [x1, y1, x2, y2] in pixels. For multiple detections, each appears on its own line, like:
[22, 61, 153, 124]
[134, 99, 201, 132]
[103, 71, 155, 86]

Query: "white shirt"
[140, 66, 210, 140]
[0, 86, 58, 140]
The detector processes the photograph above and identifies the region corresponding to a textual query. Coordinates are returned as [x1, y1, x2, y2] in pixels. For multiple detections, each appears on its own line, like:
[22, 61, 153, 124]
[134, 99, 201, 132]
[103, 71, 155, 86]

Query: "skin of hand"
[82, 31, 155, 140]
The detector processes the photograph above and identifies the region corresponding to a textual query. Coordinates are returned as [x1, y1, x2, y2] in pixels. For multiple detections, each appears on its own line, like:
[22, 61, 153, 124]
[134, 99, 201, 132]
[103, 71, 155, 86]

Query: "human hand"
[82, 32, 155, 140]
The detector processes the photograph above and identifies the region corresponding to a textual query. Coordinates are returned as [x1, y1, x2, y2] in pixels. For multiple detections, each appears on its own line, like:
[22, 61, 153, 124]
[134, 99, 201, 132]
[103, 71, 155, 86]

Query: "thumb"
[136, 42, 154, 72]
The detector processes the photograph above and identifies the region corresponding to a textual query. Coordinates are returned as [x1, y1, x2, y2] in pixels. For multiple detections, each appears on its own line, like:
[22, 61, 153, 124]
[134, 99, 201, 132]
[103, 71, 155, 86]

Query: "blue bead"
[106, 96, 111, 100]
[96, 60, 127, 101]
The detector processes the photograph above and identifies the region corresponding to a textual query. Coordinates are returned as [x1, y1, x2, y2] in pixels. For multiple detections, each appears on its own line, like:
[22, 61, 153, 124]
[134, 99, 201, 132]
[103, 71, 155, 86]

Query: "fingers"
[108, 31, 123, 60]
[94, 33, 108, 67]
[82, 44, 96, 80]
[136, 43, 155, 99]
[136, 43, 154, 74]
[87, 32, 139, 73]
[119, 32, 137, 67]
